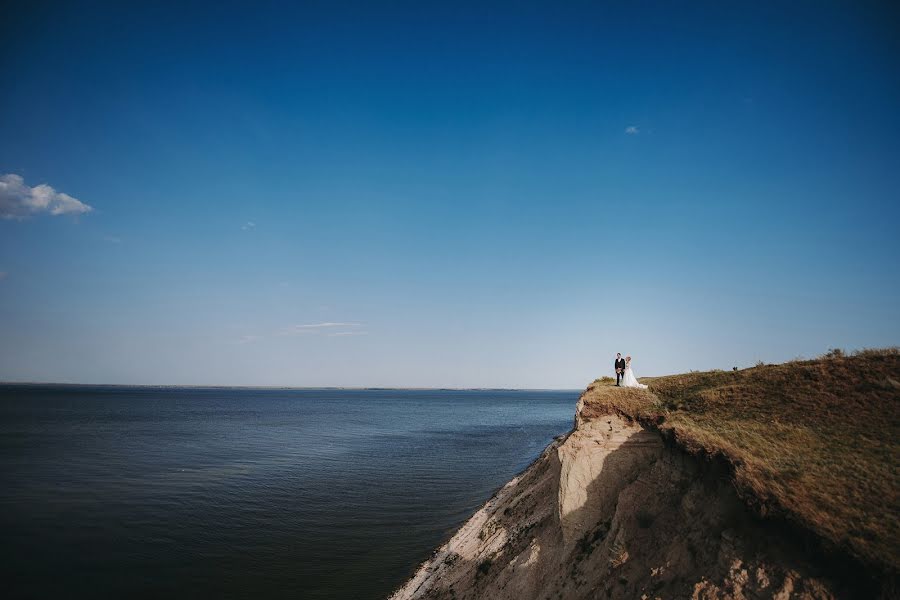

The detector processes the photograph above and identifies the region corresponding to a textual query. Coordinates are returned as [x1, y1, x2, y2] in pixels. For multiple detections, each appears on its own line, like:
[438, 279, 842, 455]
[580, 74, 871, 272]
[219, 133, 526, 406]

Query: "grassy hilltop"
[582, 349, 900, 581]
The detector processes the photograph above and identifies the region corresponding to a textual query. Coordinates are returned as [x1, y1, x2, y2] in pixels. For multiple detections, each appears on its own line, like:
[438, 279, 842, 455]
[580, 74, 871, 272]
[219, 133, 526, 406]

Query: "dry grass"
[582, 349, 900, 576]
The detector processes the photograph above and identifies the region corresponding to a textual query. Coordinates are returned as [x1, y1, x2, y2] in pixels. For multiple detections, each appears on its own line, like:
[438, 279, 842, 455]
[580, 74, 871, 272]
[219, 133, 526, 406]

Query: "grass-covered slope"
[582, 349, 899, 579]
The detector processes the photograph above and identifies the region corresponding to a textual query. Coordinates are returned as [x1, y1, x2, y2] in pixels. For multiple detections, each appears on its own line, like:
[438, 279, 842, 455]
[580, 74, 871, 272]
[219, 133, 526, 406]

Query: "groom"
[614, 353, 626, 386]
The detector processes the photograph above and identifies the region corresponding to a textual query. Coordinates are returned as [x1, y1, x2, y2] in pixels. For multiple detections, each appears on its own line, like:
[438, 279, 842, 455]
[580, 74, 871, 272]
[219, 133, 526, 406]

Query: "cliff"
[390, 350, 899, 599]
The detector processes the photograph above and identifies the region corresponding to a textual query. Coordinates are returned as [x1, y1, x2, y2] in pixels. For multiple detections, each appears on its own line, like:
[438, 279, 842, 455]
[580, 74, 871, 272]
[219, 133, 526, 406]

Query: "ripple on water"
[0, 386, 576, 600]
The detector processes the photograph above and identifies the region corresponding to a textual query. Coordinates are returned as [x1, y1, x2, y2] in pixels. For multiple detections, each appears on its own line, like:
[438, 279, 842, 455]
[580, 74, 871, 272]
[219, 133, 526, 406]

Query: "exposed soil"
[390, 351, 899, 599]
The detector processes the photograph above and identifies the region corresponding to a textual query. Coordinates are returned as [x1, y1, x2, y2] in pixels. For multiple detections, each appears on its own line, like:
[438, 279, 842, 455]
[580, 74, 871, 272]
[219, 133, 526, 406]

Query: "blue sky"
[1, 1, 898, 387]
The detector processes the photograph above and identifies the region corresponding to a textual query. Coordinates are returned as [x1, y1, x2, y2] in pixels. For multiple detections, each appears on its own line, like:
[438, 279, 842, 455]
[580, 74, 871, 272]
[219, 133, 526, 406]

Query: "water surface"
[0, 386, 576, 599]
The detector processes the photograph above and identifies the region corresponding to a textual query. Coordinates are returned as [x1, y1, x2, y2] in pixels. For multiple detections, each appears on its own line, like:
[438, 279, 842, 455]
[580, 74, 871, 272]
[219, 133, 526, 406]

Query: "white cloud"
[625, 126, 640, 135]
[279, 322, 365, 336]
[241, 221, 256, 230]
[292, 322, 361, 330]
[0, 174, 93, 219]
[239, 322, 367, 343]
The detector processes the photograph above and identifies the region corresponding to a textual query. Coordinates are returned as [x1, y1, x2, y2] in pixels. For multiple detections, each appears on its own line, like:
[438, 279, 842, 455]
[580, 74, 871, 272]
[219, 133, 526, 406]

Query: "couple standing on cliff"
[614, 353, 648, 389]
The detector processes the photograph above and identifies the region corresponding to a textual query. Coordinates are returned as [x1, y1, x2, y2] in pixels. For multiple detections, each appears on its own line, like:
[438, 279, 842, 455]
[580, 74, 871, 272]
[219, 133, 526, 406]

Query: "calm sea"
[0, 385, 577, 599]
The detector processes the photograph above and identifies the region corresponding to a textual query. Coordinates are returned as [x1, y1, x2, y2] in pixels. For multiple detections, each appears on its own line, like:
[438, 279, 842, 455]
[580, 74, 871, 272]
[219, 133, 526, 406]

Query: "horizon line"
[0, 381, 584, 392]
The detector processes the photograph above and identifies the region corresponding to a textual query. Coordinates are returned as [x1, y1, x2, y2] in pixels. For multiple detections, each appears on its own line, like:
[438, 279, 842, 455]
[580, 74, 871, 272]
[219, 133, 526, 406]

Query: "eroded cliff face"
[390, 394, 840, 600]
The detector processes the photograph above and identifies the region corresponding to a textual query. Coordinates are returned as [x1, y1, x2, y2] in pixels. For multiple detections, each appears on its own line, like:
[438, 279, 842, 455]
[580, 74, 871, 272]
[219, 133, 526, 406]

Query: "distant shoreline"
[0, 382, 581, 392]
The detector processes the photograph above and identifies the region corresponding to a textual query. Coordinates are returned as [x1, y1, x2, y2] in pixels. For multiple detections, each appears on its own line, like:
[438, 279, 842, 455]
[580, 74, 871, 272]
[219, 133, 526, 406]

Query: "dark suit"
[615, 358, 626, 386]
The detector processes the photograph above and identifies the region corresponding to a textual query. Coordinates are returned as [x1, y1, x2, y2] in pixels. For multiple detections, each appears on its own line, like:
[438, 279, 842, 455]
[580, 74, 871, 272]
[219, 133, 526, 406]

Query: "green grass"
[582, 348, 900, 576]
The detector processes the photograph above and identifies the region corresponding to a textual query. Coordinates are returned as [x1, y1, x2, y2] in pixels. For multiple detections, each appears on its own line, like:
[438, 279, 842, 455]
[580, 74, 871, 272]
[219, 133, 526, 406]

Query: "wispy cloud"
[0, 174, 92, 219]
[276, 321, 366, 338]
[625, 125, 640, 135]
[285, 322, 362, 332]
[238, 322, 367, 344]
[241, 221, 256, 230]
[103, 235, 122, 244]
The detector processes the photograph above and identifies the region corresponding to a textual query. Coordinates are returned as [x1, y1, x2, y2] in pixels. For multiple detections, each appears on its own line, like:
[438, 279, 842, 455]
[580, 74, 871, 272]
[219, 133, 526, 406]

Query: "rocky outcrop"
[390, 389, 848, 600]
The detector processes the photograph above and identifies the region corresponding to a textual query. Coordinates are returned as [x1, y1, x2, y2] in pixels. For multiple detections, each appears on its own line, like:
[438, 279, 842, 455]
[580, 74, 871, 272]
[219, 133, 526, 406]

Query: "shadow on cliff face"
[550, 421, 857, 600]
[399, 417, 853, 600]
[558, 422, 664, 545]
[401, 424, 672, 599]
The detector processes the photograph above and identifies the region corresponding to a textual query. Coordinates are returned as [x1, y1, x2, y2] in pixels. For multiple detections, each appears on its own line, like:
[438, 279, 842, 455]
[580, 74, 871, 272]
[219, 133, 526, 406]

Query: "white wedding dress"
[621, 363, 648, 389]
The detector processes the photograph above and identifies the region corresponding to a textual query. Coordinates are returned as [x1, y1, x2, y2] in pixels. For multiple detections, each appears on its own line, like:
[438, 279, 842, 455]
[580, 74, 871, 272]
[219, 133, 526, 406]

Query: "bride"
[621, 356, 648, 389]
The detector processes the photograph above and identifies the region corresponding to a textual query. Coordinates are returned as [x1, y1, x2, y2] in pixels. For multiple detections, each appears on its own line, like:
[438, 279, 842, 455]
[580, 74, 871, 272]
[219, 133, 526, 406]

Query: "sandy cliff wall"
[390, 392, 851, 600]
